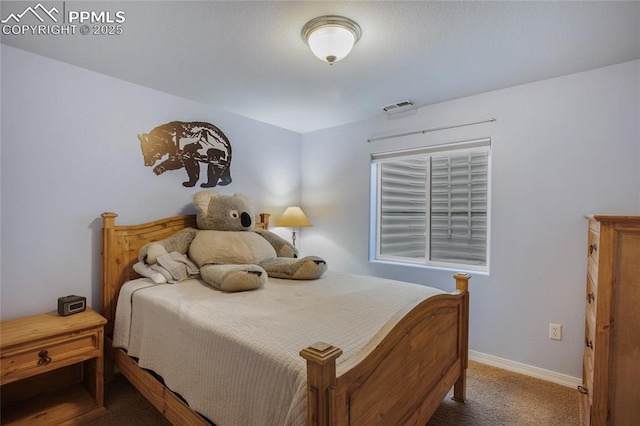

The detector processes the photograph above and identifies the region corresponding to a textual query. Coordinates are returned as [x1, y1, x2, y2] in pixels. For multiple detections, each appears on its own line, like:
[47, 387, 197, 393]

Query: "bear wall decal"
[138, 121, 232, 188]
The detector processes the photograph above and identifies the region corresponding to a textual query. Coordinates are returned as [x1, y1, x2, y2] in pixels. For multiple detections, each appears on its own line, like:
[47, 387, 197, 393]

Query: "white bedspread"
[113, 271, 444, 426]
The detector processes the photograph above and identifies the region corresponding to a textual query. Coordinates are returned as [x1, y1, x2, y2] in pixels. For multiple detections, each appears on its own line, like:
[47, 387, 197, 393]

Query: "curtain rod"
[367, 118, 497, 143]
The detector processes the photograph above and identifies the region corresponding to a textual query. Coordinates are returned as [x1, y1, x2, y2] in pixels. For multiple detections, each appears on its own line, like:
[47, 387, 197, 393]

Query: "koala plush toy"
[138, 191, 327, 292]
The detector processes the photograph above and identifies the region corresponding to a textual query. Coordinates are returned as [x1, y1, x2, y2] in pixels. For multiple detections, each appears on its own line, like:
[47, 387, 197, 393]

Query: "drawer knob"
[587, 292, 595, 303]
[577, 385, 589, 395]
[589, 244, 597, 255]
[585, 338, 593, 349]
[37, 350, 52, 366]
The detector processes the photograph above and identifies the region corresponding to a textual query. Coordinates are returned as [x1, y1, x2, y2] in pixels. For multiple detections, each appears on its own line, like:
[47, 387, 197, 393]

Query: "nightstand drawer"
[1, 329, 100, 385]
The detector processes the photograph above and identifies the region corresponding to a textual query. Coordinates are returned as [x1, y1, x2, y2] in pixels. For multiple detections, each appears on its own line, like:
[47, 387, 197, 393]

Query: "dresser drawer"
[587, 229, 599, 283]
[587, 258, 598, 289]
[579, 348, 593, 425]
[585, 275, 597, 319]
[1, 328, 101, 385]
[582, 343, 594, 398]
[584, 308, 596, 357]
[578, 389, 591, 426]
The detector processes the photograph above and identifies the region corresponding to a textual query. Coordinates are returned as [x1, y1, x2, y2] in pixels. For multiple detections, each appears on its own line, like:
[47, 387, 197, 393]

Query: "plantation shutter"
[429, 150, 488, 265]
[373, 138, 490, 267]
[379, 158, 427, 259]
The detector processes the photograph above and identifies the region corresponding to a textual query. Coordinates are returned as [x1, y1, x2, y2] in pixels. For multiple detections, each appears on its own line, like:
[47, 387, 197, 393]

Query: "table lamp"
[276, 206, 312, 246]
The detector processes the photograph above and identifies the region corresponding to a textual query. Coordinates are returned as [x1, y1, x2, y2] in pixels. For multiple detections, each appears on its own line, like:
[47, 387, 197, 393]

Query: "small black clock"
[57, 295, 86, 316]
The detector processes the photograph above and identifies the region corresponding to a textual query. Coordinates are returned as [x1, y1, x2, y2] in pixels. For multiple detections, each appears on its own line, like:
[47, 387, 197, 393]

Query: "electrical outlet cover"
[549, 323, 562, 340]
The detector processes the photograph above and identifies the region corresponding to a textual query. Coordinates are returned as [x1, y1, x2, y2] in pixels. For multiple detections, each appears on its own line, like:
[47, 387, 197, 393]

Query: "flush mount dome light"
[301, 15, 362, 65]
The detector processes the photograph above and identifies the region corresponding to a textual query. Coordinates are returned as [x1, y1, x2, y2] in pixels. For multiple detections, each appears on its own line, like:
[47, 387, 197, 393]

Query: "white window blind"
[373, 138, 490, 270]
[379, 157, 427, 259]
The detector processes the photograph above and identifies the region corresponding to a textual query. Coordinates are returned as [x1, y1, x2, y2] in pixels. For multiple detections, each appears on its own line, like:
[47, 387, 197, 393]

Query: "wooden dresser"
[579, 215, 640, 425]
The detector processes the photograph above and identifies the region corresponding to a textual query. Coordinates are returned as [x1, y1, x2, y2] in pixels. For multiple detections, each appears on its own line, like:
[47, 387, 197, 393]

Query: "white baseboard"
[469, 350, 582, 388]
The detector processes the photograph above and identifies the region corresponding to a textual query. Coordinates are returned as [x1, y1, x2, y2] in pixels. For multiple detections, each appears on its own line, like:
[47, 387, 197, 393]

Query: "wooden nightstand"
[1, 307, 107, 425]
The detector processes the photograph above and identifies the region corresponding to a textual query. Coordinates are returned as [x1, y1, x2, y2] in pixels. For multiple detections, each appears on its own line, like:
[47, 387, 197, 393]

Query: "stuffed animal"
[138, 191, 327, 292]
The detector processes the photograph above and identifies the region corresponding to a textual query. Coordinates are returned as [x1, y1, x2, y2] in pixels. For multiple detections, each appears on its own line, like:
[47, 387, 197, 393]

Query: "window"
[371, 138, 490, 271]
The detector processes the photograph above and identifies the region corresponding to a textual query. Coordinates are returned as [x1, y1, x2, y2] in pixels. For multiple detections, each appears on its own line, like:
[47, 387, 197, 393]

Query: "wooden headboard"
[100, 212, 270, 337]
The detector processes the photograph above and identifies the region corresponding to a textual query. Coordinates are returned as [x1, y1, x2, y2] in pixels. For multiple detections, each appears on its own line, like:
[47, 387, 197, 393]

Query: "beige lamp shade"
[276, 207, 312, 228]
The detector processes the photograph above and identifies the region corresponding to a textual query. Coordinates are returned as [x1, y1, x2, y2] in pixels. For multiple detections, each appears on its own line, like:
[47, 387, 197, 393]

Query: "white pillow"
[133, 262, 168, 284]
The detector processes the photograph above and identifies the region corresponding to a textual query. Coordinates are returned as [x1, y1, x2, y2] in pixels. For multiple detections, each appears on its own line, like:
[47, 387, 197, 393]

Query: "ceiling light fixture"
[301, 15, 361, 65]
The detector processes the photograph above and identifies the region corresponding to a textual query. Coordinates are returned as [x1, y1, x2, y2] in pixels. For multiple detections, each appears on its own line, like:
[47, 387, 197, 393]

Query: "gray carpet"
[86, 361, 578, 425]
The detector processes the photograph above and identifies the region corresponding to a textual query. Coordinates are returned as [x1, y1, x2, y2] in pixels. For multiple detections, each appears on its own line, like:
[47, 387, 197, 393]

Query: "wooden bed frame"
[101, 212, 470, 425]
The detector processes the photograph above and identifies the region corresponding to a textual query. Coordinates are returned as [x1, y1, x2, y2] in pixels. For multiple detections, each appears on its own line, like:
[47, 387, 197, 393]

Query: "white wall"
[0, 46, 302, 320]
[300, 60, 640, 379]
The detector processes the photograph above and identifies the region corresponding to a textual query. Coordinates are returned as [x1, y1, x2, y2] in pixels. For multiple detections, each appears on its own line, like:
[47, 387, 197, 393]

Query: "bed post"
[257, 212, 270, 228]
[101, 212, 118, 381]
[101, 212, 118, 334]
[300, 342, 343, 426]
[453, 272, 470, 402]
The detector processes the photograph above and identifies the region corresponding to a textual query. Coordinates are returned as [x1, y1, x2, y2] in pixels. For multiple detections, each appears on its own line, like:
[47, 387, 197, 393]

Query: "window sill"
[369, 258, 489, 277]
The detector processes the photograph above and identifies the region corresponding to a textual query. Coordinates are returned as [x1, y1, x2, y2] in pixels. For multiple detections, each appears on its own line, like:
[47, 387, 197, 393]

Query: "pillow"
[133, 262, 168, 284]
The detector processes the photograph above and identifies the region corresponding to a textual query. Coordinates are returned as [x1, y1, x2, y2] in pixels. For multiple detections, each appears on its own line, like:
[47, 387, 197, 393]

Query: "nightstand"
[1, 307, 107, 425]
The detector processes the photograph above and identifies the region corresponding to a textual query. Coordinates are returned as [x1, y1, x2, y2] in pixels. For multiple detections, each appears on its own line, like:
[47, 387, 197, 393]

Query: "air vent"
[382, 100, 415, 113]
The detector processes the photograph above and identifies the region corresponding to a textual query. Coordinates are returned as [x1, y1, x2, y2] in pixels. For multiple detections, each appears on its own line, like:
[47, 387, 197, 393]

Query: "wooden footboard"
[101, 212, 469, 426]
[301, 273, 470, 426]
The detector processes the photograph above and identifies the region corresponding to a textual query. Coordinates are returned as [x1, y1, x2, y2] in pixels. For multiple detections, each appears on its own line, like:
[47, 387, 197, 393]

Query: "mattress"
[113, 270, 444, 426]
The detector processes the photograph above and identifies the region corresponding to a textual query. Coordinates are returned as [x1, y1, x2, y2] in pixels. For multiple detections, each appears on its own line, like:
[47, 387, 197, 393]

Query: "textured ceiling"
[2, 1, 639, 133]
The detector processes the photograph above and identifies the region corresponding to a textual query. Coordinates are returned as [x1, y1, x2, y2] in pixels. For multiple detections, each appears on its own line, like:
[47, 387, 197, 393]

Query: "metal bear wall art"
[138, 121, 232, 188]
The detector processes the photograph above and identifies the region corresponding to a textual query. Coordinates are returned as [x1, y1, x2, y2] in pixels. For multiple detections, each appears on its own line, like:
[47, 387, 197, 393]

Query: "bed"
[101, 211, 470, 425]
